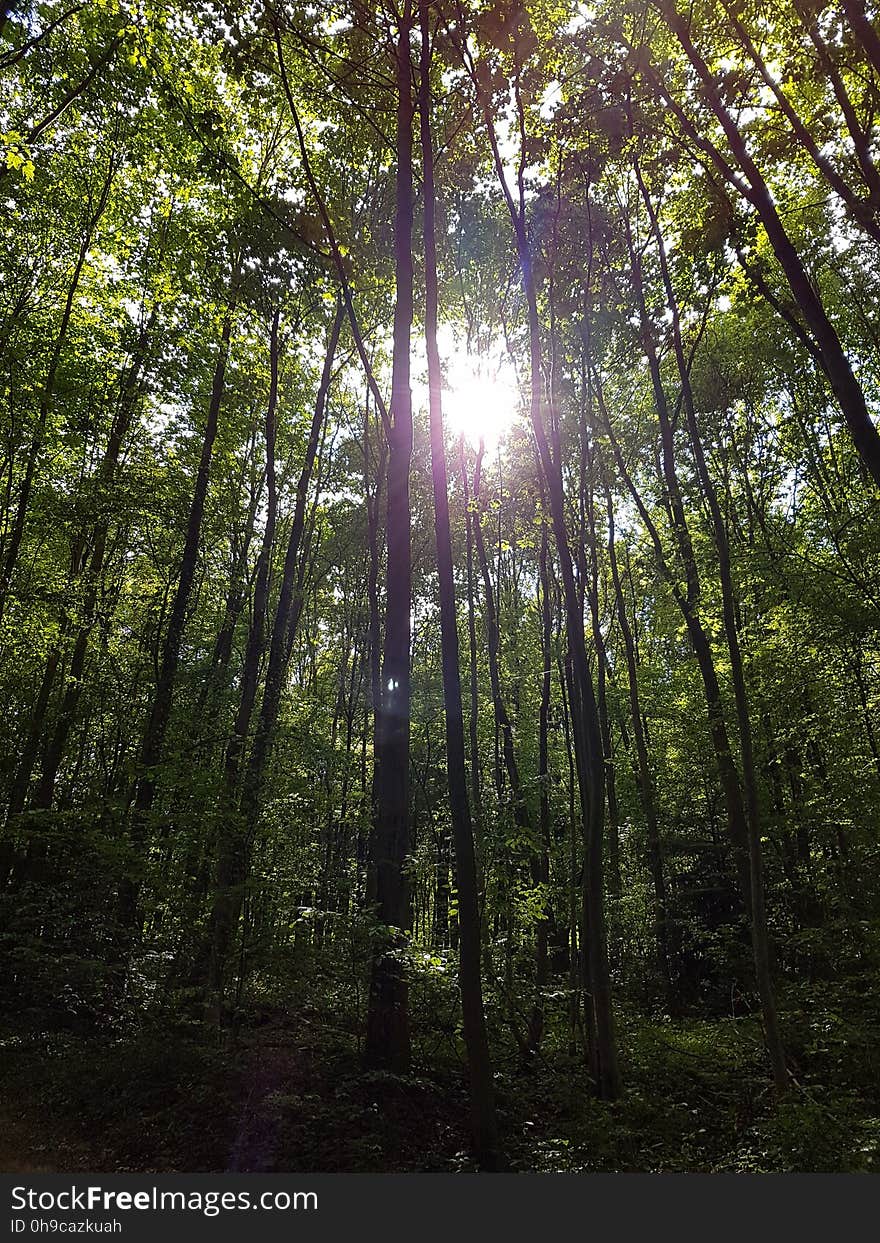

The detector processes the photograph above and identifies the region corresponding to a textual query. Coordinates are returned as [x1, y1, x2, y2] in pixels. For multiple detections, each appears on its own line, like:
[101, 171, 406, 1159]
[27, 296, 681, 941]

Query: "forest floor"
[2, 977, 880, 1173]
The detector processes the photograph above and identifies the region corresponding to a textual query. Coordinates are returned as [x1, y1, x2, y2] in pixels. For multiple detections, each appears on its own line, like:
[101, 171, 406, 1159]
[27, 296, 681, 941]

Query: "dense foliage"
[1, 0, 879, 1172]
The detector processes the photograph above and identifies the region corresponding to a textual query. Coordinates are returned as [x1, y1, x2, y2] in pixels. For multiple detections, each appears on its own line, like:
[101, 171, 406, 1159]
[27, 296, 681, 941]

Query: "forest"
[1, 0, 879, 1175]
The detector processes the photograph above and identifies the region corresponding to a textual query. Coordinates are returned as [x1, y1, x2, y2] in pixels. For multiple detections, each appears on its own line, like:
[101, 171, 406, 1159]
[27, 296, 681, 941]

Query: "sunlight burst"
[441, 346, 522, 453]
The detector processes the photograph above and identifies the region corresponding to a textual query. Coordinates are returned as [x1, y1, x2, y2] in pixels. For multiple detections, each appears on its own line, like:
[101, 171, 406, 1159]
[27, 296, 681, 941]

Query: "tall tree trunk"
[597, 341, 781, 1075]
[469, 53, 619, 1098]
[0, 160, 114, 628]
[204, 308, 283, 1022]
[459, 437, 490, 970]
[603, 475, 674, 1011]
[238, 306, 342, 839]
[365, 3, 415, 1073]
[637, 163, 788, 1089]
[583, 477, 620, 897]
[121, 263, 239, 926]
[361, 398, 386, 893]
[32, 314, 154, 810]
[418, 0, 500, 1166]
[529, 523, 553, 1046]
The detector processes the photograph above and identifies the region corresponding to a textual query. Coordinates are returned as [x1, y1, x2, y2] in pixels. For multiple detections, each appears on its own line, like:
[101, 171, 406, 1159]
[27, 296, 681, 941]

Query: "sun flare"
[441, 347, 522, 452]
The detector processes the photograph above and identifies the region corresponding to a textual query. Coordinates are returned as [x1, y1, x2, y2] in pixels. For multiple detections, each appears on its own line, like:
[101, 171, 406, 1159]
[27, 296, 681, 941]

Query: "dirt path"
[226, 1044, 291, 1172]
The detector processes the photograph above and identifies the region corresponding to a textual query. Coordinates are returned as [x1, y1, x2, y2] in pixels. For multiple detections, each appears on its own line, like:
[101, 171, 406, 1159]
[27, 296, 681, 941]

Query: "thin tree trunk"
[529, 523, 553, 1046]
[637, 162, 788, 1088]
[418, 0, 500, 1165]
[468, 52, 619, 1097]
[238, 305, 342, 834]
[121, 263, 239, 927]
[603, 474, 674, 1010]
[0, 160, 115, 627]
[205, 308, 283, 1023]
[33, 315, 155, 810]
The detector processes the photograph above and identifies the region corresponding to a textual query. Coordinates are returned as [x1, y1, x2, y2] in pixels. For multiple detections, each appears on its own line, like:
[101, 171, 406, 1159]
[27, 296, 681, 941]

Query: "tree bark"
[420, 15, 499, 1146]
[637, 162, 788, 1088]
[121, 262, 239, 927]
[205, 308, 282, 1023]
[469, 54, 619, 1097]
[653, 3, 880, 487]
[364, 2, 415, 1074]
[603, 473, 674, 1011]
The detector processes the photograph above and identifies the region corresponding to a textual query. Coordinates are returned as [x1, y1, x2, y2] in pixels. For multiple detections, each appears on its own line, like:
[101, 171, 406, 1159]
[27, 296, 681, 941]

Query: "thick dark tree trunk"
[365, 5, 415, 1073]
